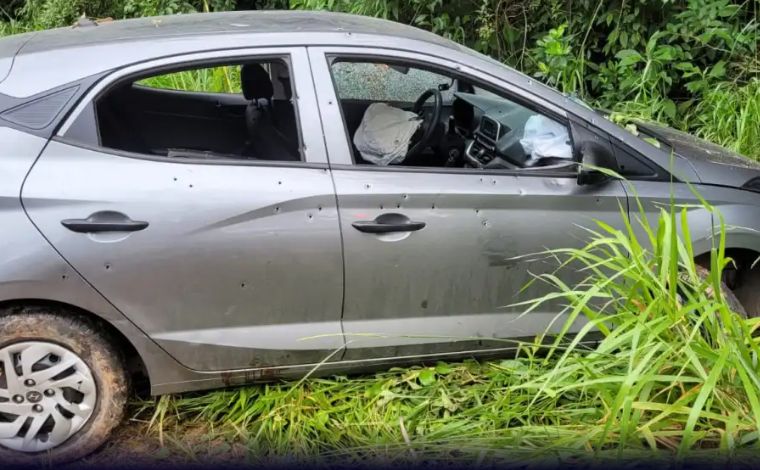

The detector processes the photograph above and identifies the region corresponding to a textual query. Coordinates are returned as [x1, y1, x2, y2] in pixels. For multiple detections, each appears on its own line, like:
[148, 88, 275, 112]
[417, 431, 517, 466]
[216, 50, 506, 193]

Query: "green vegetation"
[1, 0, 759, 464]
[137, 65, 243, 93]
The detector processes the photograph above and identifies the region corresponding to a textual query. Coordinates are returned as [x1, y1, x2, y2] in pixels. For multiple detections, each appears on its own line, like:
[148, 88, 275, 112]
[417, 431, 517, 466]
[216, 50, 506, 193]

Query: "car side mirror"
[577, 141, 619, 186]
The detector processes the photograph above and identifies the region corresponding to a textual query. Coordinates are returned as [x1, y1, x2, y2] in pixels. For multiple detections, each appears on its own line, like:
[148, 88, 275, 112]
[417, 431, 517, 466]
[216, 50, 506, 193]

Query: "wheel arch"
[0, 298, 150, 394]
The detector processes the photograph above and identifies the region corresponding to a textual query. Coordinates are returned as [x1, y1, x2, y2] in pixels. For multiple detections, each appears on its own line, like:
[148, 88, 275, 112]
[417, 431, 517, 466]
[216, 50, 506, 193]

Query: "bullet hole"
[396, 203, 401, 208]
[365, 184, 371, 189]
[318, 206, 323, 212]
[328, 100, 334, 105]
[482, 220, 489, 227]
[479, 177, 484, 183]
[491, 180, 497, 185]
[274, 206, 280, 213]
[402, 194, 408, 200]
[241, 282, 247, 288]
[61, 274, 67, 280]
[105, 263, 111, 270]
[188, 184, 194, 188]
[307, 213, 314, 220]
[431, 203, 436, 209]
[421, 300, 428, 309]
[475, 209, 480, 214]
[379, 204, 384, 210]
[278, 181, 283, 185]
[173, 177, 178, 182]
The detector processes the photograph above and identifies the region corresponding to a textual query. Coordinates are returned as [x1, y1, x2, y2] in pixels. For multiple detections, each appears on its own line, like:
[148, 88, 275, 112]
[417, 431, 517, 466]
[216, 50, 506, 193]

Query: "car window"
[328, 57, 573, 171]
[68, 57, 302, 162]
[136, 65, 243, 94]
[331, 61, 454, 103]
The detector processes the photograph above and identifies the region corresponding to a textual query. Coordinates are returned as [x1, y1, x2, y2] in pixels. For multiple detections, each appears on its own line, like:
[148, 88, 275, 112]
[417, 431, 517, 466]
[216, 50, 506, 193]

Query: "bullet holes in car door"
[314, 52, 628, 359]
[27, 49, 345, 371]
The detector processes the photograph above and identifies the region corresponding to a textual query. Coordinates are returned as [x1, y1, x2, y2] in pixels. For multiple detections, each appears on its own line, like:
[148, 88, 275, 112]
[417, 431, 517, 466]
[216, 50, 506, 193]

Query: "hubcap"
[0, 342, 96, 453]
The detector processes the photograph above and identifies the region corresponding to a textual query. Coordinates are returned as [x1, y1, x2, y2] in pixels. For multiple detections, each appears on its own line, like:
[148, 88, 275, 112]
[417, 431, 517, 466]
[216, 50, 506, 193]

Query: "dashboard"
[453, 92, 575, 170]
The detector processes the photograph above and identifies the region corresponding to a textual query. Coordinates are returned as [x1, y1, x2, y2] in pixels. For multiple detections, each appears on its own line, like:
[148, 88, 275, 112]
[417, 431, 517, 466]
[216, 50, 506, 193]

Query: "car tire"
[694, 264, 747, 318]
[0, 307, 129, 464]
[728, 266, 760, 318]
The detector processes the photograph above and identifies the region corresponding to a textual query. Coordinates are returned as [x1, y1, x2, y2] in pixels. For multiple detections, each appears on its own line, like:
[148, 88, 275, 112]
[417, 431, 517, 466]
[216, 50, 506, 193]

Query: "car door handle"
[352, 213, 426, 234]
[61, 211, 149, 233]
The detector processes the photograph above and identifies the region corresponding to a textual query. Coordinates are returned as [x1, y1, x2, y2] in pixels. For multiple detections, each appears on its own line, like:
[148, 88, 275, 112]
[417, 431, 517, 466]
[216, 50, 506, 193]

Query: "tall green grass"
[137, 65, 242, 94]
[137, 181, 760, 464]
[689, 79, 760, 160]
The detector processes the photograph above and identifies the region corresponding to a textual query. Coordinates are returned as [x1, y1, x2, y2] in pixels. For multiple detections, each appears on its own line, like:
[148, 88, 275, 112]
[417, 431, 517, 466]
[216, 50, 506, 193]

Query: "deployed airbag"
[520, 114, 572, 161]
[353, 103, 422, 166]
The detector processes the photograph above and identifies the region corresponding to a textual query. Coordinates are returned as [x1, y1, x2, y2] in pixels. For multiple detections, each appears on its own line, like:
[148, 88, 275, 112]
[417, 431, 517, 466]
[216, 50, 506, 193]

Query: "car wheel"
[694, 264, 747, 318]
[728, 266, 760, 318]
[0, 307, 128, 464]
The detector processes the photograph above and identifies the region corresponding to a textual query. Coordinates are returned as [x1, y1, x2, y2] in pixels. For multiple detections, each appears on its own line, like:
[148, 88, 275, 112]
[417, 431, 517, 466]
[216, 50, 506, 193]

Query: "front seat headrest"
[241, 63, 274, 101]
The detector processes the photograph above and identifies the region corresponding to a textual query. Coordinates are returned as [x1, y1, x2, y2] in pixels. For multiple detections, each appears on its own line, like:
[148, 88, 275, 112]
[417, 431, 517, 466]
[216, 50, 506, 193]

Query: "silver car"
[1, 10, 759, 462]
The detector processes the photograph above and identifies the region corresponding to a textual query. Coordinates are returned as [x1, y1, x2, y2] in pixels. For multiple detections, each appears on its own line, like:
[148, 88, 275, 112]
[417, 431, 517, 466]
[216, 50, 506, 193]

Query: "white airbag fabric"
[353, 103, 422, 166]
[520, 114, 572, 161]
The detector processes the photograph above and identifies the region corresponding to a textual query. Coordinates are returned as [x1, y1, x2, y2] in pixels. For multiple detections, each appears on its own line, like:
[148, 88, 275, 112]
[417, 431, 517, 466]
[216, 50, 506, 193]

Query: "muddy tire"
[729, 266, 760, 318]
[694, 265, 747, 318]
[0, 307, 129, 464]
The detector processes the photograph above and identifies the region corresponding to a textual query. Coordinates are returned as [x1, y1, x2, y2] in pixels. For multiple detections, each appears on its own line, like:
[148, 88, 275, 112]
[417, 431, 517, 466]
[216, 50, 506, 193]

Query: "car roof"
[0, 10, 467, 97]
[18, 10, 460, 54]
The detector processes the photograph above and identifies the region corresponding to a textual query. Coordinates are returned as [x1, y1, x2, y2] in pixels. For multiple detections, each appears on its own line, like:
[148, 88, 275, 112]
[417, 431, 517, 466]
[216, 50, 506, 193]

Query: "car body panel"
[22, 139, 344, 371]
[332, 169, 622, 358]
[0, 31, 34, 86]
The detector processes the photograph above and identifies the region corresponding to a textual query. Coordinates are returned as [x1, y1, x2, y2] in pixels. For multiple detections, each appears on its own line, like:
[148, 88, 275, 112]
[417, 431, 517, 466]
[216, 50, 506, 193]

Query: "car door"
[309, 46, 630, 361]
[22, 48, 345, 372]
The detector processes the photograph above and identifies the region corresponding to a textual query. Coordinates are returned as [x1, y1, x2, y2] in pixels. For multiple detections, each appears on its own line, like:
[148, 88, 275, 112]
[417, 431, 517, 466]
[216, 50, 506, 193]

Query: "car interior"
[94, 57, 576, 172]
[96, 59, 301, 161]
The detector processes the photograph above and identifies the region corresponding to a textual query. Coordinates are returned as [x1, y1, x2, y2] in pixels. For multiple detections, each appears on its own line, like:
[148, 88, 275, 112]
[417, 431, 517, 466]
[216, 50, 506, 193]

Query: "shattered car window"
[331, 62, 454, 102]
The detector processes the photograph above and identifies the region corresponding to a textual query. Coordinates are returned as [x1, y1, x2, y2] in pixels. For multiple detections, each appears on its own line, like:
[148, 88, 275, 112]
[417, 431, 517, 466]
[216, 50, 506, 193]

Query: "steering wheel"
[406, 88, 442, 158]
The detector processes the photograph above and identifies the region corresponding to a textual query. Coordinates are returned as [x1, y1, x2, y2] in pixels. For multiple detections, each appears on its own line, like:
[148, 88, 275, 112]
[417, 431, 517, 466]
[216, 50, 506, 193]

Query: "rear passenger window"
[84, 57, 302, 162]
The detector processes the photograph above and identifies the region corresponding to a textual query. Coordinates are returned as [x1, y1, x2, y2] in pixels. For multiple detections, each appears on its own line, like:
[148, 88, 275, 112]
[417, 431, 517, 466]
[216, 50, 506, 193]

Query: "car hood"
[636, 122, 760, 188]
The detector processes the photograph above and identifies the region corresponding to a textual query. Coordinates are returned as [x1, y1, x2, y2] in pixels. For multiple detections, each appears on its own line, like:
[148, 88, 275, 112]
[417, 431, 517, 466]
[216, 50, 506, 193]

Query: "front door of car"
[21, 48, 346, 372]
[309, 47, 630, 361]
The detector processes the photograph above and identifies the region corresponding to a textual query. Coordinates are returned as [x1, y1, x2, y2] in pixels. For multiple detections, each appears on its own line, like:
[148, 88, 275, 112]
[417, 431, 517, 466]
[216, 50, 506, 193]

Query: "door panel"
[22, 143, 344, 371]
[333, 170, 627, 360]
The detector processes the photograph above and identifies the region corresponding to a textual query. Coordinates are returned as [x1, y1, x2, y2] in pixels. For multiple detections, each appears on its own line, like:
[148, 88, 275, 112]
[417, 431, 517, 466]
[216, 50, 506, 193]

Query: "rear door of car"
[21, 47, 345, 372]
[309, 46, 630, 361]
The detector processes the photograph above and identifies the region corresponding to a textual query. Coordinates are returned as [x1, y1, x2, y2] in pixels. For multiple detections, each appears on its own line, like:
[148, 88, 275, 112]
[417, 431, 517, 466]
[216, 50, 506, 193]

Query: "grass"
[690, 79, 760, 160]
[137, 65, 243, 94]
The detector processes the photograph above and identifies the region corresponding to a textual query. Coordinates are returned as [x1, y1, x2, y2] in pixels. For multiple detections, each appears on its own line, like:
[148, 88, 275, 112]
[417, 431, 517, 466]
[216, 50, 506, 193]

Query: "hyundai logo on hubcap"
[26, 391, 43, 403]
